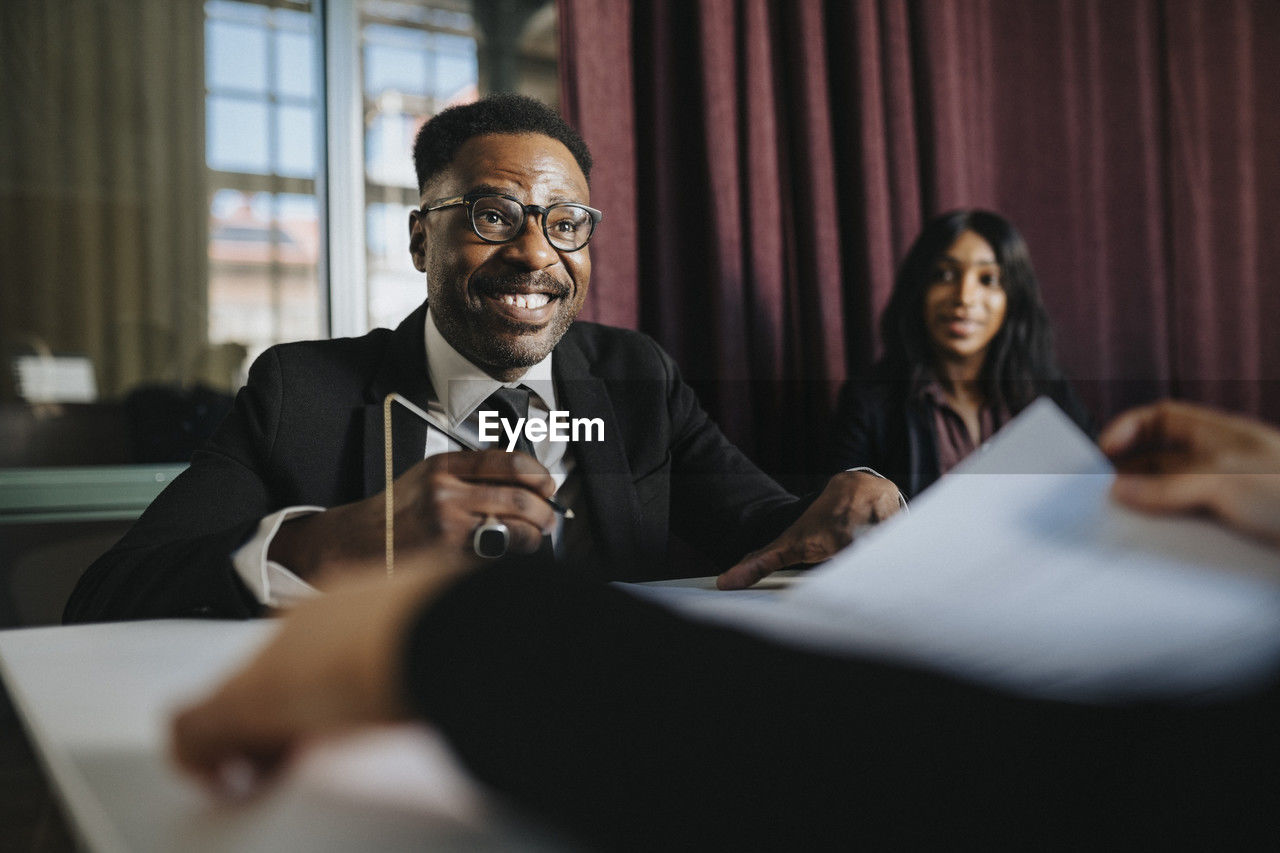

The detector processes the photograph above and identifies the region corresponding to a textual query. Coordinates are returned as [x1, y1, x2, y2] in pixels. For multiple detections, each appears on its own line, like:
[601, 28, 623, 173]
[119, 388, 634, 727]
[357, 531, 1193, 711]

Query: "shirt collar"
[424, 306, 557, 427]
[916, 377, 948, 407]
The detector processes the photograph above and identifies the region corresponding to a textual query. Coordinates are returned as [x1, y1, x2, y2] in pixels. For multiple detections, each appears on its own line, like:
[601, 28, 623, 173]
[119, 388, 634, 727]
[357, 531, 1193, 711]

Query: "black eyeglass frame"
[420, 192, 603, 252]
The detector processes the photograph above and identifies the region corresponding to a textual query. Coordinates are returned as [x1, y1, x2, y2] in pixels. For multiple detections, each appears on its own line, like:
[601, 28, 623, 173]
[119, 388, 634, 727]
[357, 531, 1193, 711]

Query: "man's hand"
[171, 558, 464, 796]
[1100, 400, 1280, 548]
[717, 471, 903, 590]
[270, 449, 556, 585]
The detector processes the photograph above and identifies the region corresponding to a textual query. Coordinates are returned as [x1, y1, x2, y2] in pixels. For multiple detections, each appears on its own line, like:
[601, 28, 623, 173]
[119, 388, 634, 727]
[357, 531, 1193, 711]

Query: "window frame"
[320, 0, 369, 338]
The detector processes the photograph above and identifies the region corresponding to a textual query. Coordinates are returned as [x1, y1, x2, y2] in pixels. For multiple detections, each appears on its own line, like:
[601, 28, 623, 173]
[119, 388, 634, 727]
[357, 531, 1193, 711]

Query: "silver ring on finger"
[472, 514, 510, 559]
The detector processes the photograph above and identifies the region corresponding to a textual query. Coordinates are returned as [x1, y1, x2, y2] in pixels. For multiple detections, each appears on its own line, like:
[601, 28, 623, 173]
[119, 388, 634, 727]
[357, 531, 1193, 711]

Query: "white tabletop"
[0, 618, 567, 853]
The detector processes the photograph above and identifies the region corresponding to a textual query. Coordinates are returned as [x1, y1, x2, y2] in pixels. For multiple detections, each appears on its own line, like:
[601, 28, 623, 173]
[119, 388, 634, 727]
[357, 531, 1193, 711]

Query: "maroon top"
[918, 381, 1010, 475]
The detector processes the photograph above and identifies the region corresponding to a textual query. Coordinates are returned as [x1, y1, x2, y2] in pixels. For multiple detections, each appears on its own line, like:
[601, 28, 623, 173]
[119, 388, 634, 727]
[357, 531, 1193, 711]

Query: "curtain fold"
[826, 0, 923, 370]
[558, 0, 640, 330]
[1165, 0, 1280, 416]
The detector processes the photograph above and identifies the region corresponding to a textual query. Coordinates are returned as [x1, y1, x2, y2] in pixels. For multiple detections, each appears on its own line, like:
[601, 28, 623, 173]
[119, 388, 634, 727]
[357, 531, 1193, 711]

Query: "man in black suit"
[65, 95, 901, 622]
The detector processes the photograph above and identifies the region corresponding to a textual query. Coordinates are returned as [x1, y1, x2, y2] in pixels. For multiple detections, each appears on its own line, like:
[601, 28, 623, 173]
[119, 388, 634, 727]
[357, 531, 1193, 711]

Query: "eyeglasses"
[421, 192, 603, 252]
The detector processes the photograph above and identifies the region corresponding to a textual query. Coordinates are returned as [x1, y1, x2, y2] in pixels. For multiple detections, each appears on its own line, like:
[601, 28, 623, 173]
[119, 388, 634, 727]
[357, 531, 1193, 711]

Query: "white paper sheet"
[624, 399, 1280, 701]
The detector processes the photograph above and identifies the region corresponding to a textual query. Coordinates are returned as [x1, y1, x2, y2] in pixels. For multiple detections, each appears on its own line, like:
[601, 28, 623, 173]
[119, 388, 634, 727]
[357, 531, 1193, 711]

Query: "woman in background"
[831, 209, 1091, 498]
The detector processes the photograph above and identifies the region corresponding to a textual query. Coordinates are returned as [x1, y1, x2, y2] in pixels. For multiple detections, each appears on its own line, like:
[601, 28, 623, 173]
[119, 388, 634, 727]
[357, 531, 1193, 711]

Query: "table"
[0, 618, 569, 852]
[0, 574, 784, 852]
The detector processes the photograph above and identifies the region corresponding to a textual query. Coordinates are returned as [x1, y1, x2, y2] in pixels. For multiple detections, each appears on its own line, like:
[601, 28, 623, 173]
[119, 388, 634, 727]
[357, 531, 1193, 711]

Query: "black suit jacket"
[830, 368, 1095, 499]
[64, 303, 803, 622]
[408, 561, 1280, 849]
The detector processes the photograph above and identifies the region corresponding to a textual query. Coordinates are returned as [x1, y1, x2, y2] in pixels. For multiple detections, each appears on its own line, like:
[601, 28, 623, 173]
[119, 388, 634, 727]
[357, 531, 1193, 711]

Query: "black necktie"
[483, 385, 556, 559]
[484, 386, 534, 456]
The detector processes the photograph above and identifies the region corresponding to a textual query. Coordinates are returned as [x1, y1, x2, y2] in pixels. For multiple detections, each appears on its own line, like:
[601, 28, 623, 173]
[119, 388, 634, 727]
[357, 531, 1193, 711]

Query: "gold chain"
[384, 393, 394, 578]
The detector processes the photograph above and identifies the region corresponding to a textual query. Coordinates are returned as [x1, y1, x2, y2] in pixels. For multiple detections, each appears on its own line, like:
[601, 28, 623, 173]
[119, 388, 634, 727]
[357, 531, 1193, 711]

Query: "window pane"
[368, 270, 428, 332]
[364, 40, 430, 97]
[275, 30, 315, 99]
[434, 38, 477, 100]
[366, 202, 422, 330]
[275, 104, 317, 178]
[208, 192, 321, 358]
[365, 111, 419, 187]
[206, 0, 269, 25]
[279, 192, 319, 224]
[207, 96, 270, 174]
[273, 8, 313, 32]
[366, 202, 416, 267]
[206, 20, 268, 94]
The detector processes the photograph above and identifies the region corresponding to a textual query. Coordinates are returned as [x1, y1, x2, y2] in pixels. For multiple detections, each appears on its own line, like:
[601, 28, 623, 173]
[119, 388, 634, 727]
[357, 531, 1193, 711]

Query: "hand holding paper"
[1102, 400, 1280, 549]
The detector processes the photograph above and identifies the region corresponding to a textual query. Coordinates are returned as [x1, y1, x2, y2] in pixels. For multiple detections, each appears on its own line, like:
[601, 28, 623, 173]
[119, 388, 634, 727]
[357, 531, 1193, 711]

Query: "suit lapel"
[554, 335, 644, 568]
[906, 394, 939, 499]
[362, 302, 434, 497]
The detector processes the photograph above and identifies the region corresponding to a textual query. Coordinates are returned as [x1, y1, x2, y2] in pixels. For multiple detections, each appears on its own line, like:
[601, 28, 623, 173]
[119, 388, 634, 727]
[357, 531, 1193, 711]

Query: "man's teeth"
[499, 293, 551, 309]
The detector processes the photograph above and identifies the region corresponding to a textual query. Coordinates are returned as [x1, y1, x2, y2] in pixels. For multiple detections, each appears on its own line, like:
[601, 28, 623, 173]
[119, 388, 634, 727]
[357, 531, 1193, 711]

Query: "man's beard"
[428, 269, 579, 373]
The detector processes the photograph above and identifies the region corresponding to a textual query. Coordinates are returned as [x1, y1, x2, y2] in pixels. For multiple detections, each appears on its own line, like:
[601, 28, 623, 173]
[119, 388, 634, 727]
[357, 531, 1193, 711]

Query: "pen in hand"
[386, 393, 575, 519]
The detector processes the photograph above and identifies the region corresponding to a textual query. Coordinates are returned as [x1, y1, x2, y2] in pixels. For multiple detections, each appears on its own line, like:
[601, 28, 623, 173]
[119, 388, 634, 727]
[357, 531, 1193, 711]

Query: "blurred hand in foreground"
[1100, 400, 1280, 549]
[170, 550, 470, 797]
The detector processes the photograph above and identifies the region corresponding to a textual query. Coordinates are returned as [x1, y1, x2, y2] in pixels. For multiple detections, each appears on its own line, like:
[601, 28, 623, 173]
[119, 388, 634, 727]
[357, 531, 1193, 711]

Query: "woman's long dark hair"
[878, 209, 1065, 413]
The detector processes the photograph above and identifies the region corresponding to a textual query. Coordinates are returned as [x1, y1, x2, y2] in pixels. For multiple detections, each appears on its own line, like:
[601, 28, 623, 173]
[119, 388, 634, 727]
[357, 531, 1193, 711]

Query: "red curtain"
[559, 0, 1280, 476]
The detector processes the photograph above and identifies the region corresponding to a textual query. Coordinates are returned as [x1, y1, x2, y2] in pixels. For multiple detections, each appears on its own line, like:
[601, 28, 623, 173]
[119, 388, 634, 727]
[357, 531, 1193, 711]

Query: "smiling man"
[65, 95, 901, 622]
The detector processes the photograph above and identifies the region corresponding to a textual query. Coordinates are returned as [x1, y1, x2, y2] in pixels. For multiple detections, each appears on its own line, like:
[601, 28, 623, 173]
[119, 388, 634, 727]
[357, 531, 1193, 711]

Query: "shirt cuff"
[231, 506, 325, 609]
[845, 466, 909, 512]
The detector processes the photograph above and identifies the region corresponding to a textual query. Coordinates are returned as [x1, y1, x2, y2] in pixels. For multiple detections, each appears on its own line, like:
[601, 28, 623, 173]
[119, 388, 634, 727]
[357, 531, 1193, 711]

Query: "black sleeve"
[62, 350, 291, 622]
[403, 561, 1280, 849]
[655, 340, 806, 563]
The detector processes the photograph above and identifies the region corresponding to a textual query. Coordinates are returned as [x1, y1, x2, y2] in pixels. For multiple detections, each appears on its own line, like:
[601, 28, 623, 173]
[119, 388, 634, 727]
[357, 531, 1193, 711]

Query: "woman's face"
[922, 230, 1008, 367]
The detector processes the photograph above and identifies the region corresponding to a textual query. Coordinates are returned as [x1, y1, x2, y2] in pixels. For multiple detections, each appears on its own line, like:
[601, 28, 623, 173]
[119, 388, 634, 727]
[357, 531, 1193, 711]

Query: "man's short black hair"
[412, 94, 593, 194]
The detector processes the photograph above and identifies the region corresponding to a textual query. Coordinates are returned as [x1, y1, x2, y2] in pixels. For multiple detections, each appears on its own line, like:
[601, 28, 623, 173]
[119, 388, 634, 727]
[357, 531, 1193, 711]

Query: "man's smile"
[482, 289, 560, 325]
[498, 292, 551, 309]
[472, 271, 569, 326]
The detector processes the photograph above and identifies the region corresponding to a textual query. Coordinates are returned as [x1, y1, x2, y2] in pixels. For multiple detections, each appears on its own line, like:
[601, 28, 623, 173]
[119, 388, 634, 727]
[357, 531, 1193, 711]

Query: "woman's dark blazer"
[830, 367, 1095, 499]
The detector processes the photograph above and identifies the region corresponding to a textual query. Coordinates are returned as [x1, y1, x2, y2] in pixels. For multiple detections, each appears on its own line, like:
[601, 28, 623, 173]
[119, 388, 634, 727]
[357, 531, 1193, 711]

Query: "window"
[205, 0, 323, 370]
[0, 0, 557, 468]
